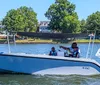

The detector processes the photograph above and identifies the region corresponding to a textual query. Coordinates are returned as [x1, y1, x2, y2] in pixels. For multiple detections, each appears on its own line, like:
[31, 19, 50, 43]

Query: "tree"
[3, 9, 24, 32]
[86, 11, 100, 34]
[45, 0, 80, 33]
[80, 19, 86, 33]
[2, 6, 38, 33]
[0, 21, 4, 33]
[0, 21, 1, 25]
[18, 6, 38, 32]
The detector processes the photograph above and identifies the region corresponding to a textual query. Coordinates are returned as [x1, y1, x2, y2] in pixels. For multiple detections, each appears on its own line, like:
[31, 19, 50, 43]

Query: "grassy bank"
[74, 39, 100, 43]
[0, 39, 100, 44]
[16, 39, 57, 44]
[0, 39, 7, 44]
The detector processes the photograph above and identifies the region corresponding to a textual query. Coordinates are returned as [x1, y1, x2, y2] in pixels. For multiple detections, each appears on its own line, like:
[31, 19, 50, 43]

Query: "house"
[39, 21, 51, 33]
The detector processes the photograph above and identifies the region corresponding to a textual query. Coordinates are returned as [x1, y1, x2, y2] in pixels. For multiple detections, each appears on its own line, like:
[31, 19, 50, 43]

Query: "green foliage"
[0, 21, 4, 33]
[2, 6, 38, 33]
[86, 11, 100, 32]
[45, 0, 80, 33]
[80, 19, 86, 33]
[0, 21, 2, 25]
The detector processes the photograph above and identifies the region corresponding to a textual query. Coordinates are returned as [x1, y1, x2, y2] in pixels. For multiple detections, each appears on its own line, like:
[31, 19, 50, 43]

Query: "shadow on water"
[0, 74, 100, 85]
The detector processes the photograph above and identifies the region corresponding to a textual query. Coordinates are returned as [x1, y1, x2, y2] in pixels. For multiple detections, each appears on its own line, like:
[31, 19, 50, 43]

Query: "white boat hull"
[33, 66, 100, 75]
[0, 53, 100, 75]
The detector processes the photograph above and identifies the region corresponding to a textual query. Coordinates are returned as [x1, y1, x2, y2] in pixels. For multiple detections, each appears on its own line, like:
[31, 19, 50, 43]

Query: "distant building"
[39, 21, 51, 33]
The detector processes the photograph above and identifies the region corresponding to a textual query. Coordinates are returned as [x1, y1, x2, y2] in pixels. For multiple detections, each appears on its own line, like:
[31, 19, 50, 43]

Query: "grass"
[16, 39, 56, 44]
[0, 38, 100, 44]
[0, 39, 7, 43]
[74, 39, 100, 43]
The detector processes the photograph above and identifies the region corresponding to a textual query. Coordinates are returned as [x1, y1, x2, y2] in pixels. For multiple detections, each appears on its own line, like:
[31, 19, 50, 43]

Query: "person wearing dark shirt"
[60, 42, 80, 58]
[49, 47, 57, 56]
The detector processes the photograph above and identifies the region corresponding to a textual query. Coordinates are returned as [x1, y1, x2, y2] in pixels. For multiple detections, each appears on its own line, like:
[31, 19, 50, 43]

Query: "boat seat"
[57, 52, 64, 57]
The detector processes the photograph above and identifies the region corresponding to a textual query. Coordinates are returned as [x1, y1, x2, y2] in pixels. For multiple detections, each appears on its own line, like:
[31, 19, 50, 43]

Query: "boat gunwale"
[0, 53, 100, 68]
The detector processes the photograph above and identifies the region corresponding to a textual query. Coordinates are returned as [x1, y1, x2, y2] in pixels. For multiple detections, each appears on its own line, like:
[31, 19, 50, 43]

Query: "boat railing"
[86, 30, 96, 59]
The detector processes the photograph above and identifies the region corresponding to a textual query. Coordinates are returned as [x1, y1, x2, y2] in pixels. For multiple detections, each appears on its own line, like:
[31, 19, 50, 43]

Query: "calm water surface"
[0, 43, 100, 85]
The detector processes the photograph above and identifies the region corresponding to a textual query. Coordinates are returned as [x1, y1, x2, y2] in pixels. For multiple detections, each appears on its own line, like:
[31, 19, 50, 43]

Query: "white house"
[39, 21, 51, 33]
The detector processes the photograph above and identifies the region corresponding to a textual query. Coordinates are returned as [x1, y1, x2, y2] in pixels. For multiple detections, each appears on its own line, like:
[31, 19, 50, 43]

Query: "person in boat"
[60, 42, 80, 58]
[49, 47, 57, 56]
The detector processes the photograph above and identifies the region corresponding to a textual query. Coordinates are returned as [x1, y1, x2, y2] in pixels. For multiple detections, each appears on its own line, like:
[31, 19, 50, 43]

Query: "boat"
[0, 32, 100, 75]
[0, 53, 100, 75]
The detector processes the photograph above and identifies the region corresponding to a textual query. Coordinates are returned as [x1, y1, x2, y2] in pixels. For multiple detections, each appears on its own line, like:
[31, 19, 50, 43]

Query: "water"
[1, 43, 100, 59]
[0, 75, 100, 85]
[0, 43, 100, 85]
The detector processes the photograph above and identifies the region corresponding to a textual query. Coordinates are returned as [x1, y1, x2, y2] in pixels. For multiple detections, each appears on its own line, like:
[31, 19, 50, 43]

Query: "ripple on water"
[0, 74, 100, 85]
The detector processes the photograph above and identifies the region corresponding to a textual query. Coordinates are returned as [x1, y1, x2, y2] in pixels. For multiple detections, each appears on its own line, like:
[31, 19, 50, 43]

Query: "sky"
[0, 0, 100, 21]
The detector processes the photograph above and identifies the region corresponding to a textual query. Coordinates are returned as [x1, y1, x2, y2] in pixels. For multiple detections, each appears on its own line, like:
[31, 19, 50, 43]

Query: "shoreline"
[0, 39, 100, 44]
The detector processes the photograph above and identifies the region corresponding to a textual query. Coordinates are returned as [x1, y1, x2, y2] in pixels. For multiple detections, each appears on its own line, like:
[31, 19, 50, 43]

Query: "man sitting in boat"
[60, 42, 80, 58]
[49, 47, 57, 56]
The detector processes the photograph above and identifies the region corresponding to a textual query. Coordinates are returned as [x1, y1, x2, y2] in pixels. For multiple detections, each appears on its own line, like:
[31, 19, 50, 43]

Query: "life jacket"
[50, 51, 57, 56]
[69, 47, 79, 57]
[73, 49, 79, 57]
